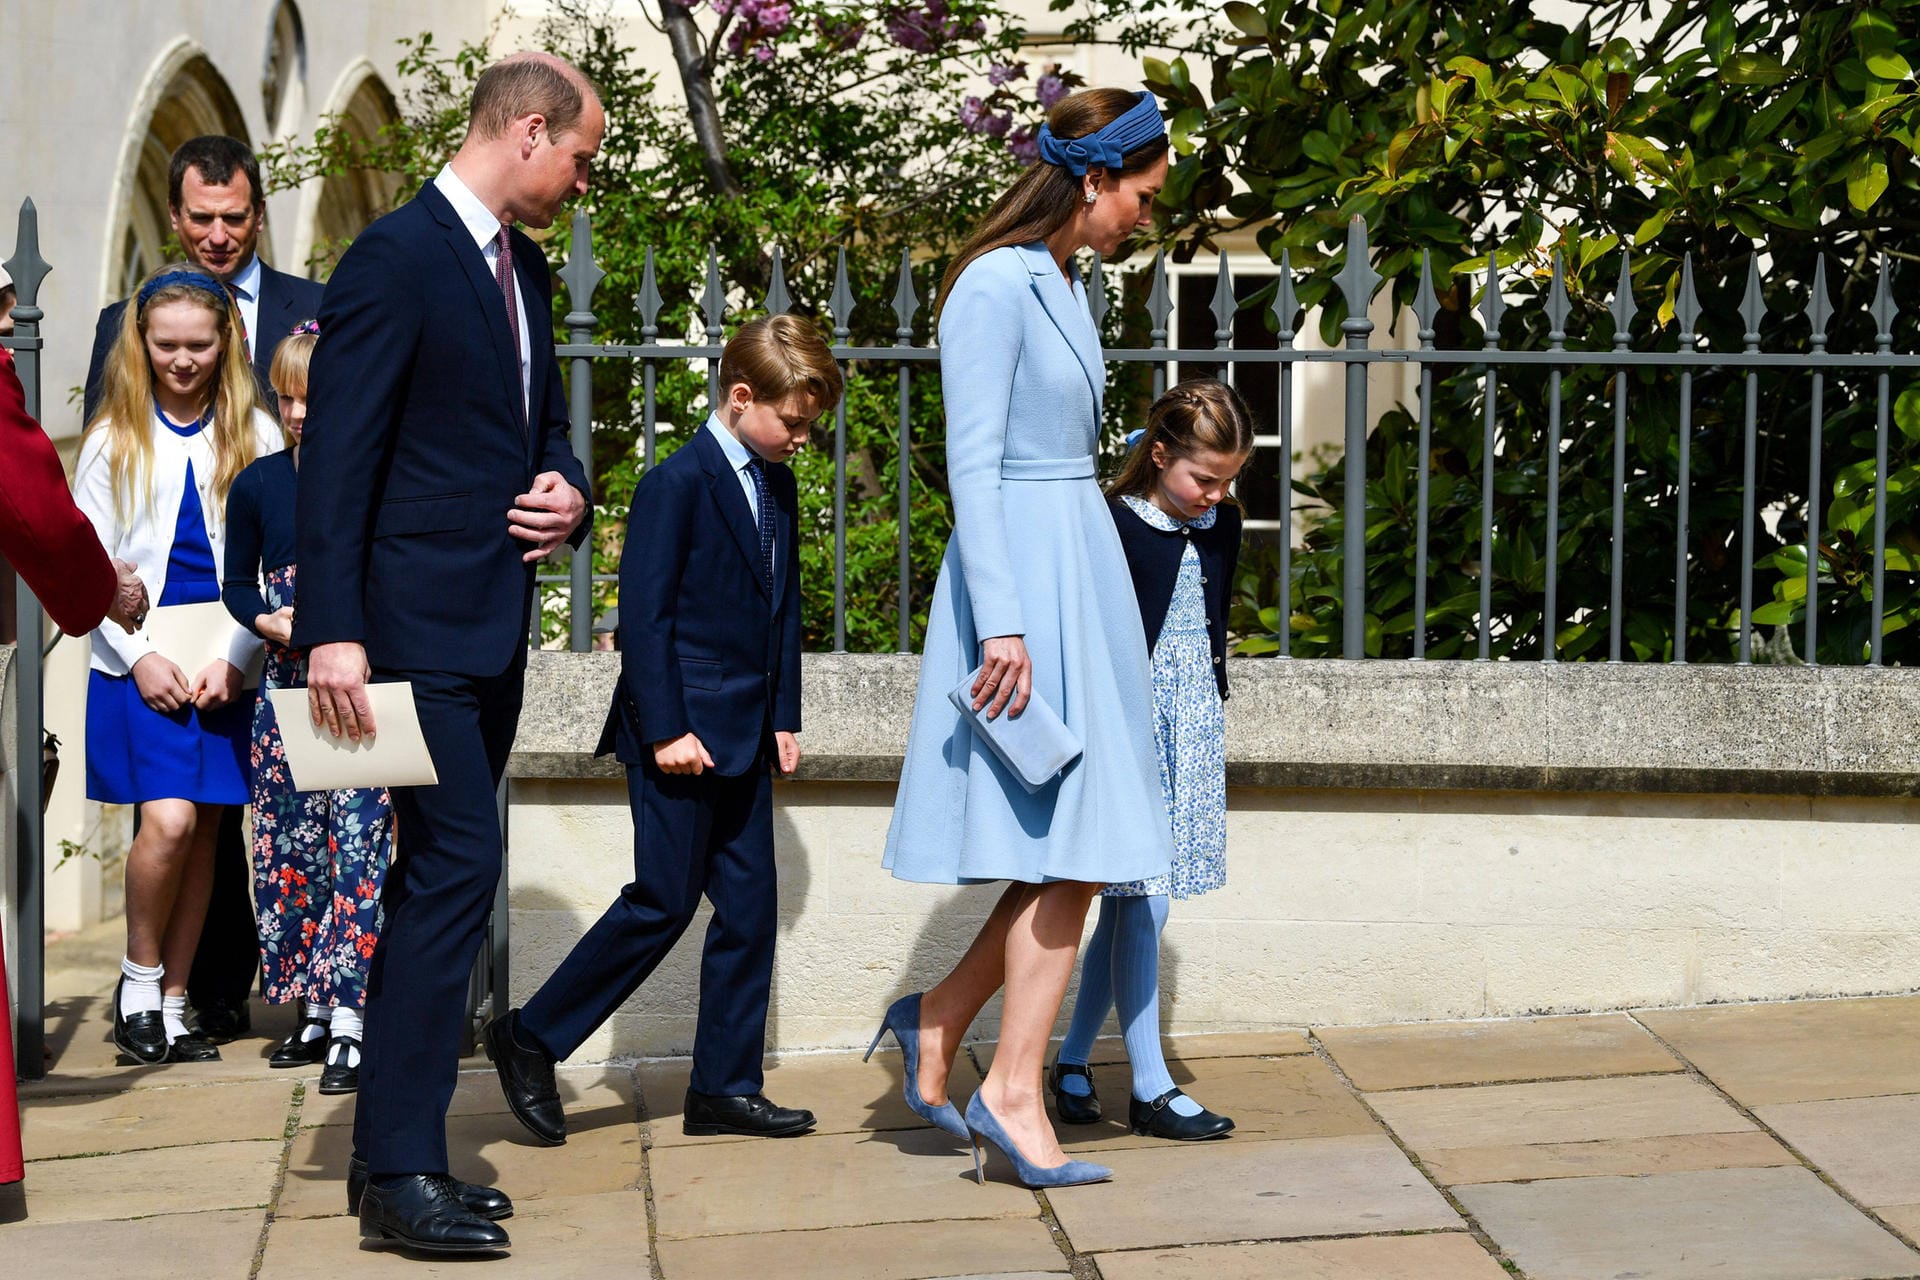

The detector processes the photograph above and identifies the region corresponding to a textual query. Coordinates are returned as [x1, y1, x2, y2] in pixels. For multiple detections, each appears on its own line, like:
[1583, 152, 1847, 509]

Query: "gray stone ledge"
[509, 651, 1919, 797]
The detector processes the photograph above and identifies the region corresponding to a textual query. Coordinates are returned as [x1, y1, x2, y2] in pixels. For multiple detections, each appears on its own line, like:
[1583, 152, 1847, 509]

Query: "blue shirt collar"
[704, 414, 756, 473]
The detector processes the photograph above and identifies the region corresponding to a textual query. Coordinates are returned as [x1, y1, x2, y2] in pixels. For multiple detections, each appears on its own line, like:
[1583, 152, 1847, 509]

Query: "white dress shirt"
[433, 164, 532, 417]
[703, 414, 772, 554]
[224, 254, 262, 361]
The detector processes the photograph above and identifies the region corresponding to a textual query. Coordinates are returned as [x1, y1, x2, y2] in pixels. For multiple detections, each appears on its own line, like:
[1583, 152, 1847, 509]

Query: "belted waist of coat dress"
[1000, 456, 1097, 480]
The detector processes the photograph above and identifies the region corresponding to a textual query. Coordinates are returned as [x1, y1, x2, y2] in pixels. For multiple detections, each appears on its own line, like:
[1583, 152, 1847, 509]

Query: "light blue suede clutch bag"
[948, 667, 1084, 793]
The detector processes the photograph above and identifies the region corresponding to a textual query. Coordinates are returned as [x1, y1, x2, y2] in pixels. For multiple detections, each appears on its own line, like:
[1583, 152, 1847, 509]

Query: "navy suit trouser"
[518, 757, 777, 1097]
[355, 660, 523, 1176]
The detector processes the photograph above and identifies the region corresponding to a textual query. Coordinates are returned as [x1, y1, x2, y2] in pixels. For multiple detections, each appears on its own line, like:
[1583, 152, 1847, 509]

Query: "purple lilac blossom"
[1036, 72, 1068, 108]
[988, 61, 1027, 85]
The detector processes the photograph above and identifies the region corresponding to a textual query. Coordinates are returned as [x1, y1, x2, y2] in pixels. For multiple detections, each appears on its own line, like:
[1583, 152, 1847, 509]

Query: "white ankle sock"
[329, 1005, 363, 1042]
[119, 957, 163, 1017]
[298, 1001, 332, 1042]
[162, 994, 190, 1042]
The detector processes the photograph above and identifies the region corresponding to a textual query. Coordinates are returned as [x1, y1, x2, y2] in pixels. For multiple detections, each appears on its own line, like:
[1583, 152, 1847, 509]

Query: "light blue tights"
[1057, 894, 1202, 1116]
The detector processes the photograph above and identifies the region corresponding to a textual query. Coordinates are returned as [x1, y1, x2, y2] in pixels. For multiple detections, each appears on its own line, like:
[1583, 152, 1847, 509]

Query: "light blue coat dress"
[883, 242, 1175, 886]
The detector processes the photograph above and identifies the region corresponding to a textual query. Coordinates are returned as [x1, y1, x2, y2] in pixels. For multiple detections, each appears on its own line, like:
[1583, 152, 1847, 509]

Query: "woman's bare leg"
[914, 883, 1025, 1107]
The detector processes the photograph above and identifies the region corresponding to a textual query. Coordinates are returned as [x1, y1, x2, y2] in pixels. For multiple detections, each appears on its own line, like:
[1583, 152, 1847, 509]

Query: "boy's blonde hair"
[270, 327, 318, 399]
[717, 314, 843, 412]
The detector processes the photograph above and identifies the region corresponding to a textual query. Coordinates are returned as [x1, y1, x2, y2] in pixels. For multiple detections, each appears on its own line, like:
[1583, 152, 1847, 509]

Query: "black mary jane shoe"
[318, 1037, 360, 1095]
[111, 978, 171, 1065]
[269, 1018, 333, 1068]
[1048, 1061, 1103, 1125]
[1128, 1088, 1235, 1141]
[359, 1173, 509, 1255]
[165, 1031, 224, 1063]
[682, 1089, 816, 1138]
[348, 1156, 513, 1221]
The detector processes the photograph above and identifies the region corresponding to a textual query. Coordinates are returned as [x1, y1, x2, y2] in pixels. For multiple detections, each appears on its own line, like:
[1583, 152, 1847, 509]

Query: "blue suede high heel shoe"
[865, 992, 969, 1140]
[964, 1092, 1113, 1188]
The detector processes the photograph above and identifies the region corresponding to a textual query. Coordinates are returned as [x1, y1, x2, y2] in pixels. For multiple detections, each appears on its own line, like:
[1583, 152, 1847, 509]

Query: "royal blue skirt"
[86, 668, 250, 806]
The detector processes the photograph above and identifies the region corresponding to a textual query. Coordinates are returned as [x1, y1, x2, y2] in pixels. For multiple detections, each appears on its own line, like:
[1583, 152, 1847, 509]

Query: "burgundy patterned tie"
[494, 226, 524, 414]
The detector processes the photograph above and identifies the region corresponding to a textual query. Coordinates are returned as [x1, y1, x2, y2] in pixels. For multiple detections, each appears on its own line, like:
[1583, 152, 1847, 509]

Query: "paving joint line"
[1352, 1066, 1689, 1094]
[632, 1061, 670, 1280]
[1306, 1030, 1527, 1279]
[1625, 1009, 1920, 1262]
[248, 1078, 305, 1280]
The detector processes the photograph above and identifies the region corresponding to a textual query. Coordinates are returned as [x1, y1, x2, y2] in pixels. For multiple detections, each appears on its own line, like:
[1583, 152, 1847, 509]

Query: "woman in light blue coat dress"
[867, 88, 1174, 1189]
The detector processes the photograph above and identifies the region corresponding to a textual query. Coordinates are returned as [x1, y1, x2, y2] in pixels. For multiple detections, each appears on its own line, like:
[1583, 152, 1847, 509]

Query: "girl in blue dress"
[223, 323, 392, 1094]
[1050, 380, 1253, 1141]
[75, 266, 281, 1065]
[869, 88, 1173, 1190]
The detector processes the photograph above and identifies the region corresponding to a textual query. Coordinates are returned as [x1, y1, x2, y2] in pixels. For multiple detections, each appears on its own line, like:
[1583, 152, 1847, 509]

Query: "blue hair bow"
[136, 269, 228, 312]
[1036, 90, 1165, 176]
[1125, 428, 1147, 448]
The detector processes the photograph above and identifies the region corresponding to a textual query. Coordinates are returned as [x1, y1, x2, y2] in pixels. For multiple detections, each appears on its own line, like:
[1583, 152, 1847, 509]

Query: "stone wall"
[506, 652, 1920, 1062]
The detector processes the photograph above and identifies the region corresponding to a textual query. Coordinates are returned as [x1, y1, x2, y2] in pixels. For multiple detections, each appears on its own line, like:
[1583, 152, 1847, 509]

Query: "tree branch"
[661, 1, 745, 201]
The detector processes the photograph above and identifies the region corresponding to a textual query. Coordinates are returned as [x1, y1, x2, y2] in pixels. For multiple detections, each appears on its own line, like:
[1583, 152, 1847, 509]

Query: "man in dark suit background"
[296, 52, 598, 1256]
[82, 134, 324, 1044]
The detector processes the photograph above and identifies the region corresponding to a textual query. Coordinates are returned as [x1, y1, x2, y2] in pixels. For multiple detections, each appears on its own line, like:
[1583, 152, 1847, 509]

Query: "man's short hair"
[169, 136, 264, 211]
[468, 56, 592, 141]
[718, 315, 845, 413]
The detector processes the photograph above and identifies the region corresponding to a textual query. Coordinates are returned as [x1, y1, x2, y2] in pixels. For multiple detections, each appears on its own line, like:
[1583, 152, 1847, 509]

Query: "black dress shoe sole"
[112, 1032, 170, 1066]
[269, 1045, 329, 1068]
[317, 1074, 359, 1095]
[359, 1225, 510, 1255]
[483, 1021, 568, 1147]
[682, 1118, 816, 1138]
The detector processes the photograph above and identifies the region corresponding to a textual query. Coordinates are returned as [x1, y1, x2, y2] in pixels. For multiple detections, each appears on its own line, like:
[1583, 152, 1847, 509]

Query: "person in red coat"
[0, 343, 148, 1184]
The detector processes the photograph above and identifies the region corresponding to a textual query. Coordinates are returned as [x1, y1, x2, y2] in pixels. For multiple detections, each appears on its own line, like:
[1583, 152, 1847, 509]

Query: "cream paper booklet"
[267, 683, 439, 791]
[142, 601, 265, 688]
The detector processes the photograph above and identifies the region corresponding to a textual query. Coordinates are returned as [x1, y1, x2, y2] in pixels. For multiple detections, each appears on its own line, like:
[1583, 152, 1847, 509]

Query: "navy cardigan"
[1109, 496, 1242, 700]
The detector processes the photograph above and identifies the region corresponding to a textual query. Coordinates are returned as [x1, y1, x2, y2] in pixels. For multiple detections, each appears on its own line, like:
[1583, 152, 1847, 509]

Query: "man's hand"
[508, 471, 588, 563]
[256, 606, 295, 647]
[190, 660, 244, 712]
[653, 732, 715, 776]
[309, 641, 375, 741]
[772, 730, 800, 777]
[108, 558, 148, 634]
[131, 653, 190, 713]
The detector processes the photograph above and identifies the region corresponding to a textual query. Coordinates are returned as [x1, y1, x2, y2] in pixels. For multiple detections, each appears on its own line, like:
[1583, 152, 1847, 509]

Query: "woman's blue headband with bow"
[136, 269, 228, 312]
[1036, 90, 1166, 176]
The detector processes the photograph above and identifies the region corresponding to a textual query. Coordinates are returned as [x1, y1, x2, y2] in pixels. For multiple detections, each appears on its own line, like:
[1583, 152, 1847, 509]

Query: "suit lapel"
[511, 233, 543, 454]
[696, 428, 772, 600]
[420, 184, 526, 442]
[1016, 242, 1105, 415]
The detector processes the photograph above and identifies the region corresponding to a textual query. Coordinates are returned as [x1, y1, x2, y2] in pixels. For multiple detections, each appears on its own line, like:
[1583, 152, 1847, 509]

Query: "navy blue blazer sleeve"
[619, 462, 694, 745]
[775, 464, 802, 733]
[291, 224, 421, 650]
[82, 301, 125, 428]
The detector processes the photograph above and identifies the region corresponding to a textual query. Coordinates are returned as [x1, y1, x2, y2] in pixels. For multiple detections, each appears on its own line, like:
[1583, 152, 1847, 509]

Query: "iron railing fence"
[537, 211, 1915, 667]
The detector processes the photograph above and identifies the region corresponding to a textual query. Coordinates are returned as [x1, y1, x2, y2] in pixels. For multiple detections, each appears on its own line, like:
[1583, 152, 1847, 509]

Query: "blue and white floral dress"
[1104, 495, 1227, 900]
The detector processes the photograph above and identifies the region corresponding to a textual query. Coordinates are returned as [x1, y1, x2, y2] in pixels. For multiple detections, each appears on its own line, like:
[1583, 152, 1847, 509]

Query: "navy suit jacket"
[83, 260, 323, 425]
[290, 182, 592, 675]
[598, 426, 803, 776]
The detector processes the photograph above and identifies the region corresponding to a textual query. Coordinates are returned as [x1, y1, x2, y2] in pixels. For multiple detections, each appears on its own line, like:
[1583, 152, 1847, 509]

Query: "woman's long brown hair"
[1108, 380, 1256, 502]
[936, 88, 1169, 322]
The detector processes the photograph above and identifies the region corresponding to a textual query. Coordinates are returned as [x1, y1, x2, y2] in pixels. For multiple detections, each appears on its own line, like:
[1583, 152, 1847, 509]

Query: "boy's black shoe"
[682, 1089, 815, 1137]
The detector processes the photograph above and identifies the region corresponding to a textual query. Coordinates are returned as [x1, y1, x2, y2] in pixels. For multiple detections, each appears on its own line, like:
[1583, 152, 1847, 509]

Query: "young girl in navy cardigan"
[1051, 379, 1254, 1140]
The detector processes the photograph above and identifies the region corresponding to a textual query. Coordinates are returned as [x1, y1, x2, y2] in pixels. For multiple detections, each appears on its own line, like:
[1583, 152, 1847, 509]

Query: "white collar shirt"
[433, 164, 531, 417]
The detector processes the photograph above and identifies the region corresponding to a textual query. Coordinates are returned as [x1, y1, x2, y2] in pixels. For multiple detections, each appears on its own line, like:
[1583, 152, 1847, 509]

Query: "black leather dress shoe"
[111, 977, 169, 1065]
[359, 1173, 509, 1255]
[1048, 1061, 1103, 1125]
[192, 1000, 251, 1044]
[318, 1038, 360, 1094]
[1128, 1088, 1235, 1141]
[269, 1019, 332, 1067]
[682, 1089, 816, 1137]
[165, 1031, 223, 1063]
[348, 1156, 513, 1221]
[483, 1010, 566, 1146]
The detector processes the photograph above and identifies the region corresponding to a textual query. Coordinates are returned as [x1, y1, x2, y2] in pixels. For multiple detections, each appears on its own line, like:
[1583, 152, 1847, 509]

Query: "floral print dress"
[1103, 496, 1228, 901]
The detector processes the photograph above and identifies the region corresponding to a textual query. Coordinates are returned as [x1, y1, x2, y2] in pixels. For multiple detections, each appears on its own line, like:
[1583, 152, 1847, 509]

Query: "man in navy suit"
[82, 134, 325, 1045]
[295, 53, 598, 1256]
[484, 316, 839, 1148]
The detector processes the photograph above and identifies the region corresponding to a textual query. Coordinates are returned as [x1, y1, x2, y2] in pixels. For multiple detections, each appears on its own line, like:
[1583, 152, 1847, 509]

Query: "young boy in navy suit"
[486, 315, 841, 1140]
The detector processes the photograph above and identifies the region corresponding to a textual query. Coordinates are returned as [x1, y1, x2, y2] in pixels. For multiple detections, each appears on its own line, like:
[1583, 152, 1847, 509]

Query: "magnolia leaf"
[1896, 386, 1920, 441]
[1848, 157, 1890, 210]
[1223, 1, 1268, 39]
[1722, 52, 1791, 85]
[1635, 207, 1672, 244]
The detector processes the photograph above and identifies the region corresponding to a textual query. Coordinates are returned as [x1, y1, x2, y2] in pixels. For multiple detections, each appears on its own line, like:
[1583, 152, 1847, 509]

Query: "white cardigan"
[72, 408, 283, 678]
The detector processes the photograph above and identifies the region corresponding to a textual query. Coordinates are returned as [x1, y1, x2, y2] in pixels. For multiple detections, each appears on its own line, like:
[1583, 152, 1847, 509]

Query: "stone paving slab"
[1420, 1130, 1796, 1186]
[0, 1206, 264, 1279]
[298, 1063, 637, 1130]
[1317, 1012, 1681, 1090]
[260, 1190, 649, 1277]
[649, 1127, 1036, 1239]
[1046, 1132, 1461, 1253]
[9, 1139, 283, 1224]
[1367, 1074, 1755, 1152]
[1757, 1093, 1920, 1208]
[975, 1031, 1310, 1074]
[1094, 1233, 1509, 1280]
[1053, 1054, 1379, 1152]
[1876, 1202, 1920, 1244]
[19, 1076, 296, 1159]
[277, 1109, 642, 1220]
[641, 1049, 959, 1148]
[654, 1216, 1066, 1279]
[1636, 997, 1920, 1105]
[1456, 1165, 1920, 1280]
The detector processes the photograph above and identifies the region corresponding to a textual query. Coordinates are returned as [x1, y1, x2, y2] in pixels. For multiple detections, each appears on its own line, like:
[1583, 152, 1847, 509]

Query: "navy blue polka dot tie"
[747, 458, 774, 591]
